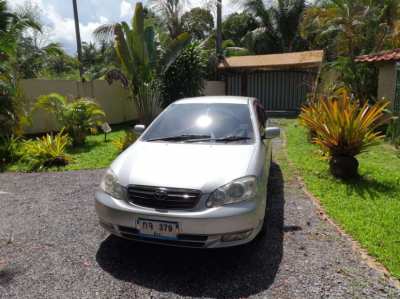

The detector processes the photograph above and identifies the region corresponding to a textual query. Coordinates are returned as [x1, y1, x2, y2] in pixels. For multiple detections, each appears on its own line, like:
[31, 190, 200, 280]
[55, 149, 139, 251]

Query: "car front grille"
[127, 185, 201, 210]
[118, 225, 208, 248]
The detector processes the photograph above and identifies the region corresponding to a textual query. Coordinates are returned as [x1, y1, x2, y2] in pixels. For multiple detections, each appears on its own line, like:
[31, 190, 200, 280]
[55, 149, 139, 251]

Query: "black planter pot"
[329, 155, 359, 179]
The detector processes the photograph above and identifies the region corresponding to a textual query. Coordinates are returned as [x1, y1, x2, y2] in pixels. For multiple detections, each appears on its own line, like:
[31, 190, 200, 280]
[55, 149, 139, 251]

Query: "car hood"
[112, 141, 256, 192]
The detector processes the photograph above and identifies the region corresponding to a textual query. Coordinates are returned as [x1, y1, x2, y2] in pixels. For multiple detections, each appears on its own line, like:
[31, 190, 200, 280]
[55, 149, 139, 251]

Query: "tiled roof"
[355, 49, 400, 62]
[218, 50, 324, 70]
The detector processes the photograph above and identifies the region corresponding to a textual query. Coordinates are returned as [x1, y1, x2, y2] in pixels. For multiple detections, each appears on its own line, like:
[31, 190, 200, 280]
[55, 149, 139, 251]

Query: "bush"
[0, 135, 22, 169]
[34, 93, 106, 146]
[162, 43, 207, 107]
[113, 130, 138, 152]
[299, 91, 390, 179]
[21, 131, 71, 171]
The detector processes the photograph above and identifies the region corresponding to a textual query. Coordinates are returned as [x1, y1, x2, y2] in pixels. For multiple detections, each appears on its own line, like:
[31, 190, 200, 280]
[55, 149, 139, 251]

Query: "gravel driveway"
[0, 137, 399, 298]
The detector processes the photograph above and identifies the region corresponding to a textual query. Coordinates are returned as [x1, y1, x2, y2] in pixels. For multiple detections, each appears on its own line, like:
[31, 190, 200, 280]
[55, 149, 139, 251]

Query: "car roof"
[175, 96, 252, 105]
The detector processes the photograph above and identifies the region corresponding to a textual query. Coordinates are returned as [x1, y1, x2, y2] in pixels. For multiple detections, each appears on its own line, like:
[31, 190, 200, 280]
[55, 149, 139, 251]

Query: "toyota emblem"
[154, 188, 168, 200]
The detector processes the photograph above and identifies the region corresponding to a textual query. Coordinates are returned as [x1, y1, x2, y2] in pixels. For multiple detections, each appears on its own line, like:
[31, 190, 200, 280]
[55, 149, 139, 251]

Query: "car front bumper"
[95, 191, 264, 248]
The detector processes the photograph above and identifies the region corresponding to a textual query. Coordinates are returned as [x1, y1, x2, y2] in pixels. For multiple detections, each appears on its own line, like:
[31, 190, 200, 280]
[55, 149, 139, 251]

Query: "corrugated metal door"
[226, 70, 315, 111]
[395, 63, 400, 112]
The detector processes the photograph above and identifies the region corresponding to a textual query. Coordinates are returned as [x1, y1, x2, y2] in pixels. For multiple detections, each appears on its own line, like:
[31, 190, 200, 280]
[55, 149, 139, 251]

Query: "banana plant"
[94, 2, 190, 124]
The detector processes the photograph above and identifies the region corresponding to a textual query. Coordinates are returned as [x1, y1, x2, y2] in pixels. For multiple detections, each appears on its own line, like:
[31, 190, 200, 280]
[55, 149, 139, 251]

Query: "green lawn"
[6, 129, 126, 172]
[284, 120, 400, 279]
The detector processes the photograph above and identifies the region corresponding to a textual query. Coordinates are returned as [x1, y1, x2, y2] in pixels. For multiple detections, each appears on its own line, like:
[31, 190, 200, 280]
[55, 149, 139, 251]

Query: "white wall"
[21, 80, 226, 134]
[377, 62, 396, 107]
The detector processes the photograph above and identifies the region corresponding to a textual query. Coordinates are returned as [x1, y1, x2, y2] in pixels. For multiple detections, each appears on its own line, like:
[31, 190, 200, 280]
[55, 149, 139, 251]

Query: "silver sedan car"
[95, 96, 280, 248]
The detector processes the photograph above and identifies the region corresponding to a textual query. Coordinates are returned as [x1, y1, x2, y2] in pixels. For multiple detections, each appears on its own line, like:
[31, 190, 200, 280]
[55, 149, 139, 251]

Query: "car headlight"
[100, 168, 125, 200]
[206, 176, 257, 208]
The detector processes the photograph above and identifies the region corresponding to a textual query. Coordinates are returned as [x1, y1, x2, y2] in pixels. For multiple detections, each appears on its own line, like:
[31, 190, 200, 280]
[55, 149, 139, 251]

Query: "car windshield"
[142, 103, 255, 143]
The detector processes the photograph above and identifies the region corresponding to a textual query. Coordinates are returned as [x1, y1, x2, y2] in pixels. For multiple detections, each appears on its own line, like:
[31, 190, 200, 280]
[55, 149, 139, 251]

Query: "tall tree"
[151, 0, 184, 38]
[72, 0, 84, 80]
[16, 36, 63, 78]
[181, 7, 214, 40]
[244, 0, 308, 54]
[216, 0, 222, 55]
[222, 12, 258, 46]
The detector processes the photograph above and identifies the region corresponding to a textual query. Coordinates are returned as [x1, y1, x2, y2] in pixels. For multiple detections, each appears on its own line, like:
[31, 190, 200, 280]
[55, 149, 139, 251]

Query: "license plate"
[137, 219, 180, 238]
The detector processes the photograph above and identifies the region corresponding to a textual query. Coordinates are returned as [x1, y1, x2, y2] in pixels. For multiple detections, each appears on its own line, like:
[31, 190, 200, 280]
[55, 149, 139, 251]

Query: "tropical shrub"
[299, 91, 390, 179]
[113, 130, 138, 152]
[0, 71, 17, 136]
[162, 43, 207, 107]
[0, 135, 22, 169]
[34, 93, 106, 146]
[21, 131, 71, 171]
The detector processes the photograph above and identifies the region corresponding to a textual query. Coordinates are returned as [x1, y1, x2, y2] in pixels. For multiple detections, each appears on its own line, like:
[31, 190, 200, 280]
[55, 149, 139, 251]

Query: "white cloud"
[44, 4, 108, 53]
[120, 0, 133, 18]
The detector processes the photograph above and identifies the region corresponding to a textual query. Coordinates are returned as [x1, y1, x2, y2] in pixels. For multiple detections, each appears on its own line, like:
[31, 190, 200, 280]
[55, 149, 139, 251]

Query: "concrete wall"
[21, 79, 137, 134]
[377, 62, 396, 106]
[21, 79, 226, 134]
[203, 81, 225, 96]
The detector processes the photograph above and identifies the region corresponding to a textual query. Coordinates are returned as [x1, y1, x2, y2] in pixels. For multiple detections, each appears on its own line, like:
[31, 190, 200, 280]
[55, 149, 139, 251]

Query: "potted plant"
[300, 91, 390, 179]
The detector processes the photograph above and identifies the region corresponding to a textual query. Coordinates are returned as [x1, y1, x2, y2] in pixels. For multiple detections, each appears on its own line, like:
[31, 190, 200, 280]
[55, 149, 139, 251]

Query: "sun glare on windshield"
[196, 115, 213, 128]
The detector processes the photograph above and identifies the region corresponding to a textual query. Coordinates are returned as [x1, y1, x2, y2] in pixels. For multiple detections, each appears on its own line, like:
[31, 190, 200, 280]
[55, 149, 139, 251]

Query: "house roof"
[355, 49, 400, 63]
[218, 50, 324, 70]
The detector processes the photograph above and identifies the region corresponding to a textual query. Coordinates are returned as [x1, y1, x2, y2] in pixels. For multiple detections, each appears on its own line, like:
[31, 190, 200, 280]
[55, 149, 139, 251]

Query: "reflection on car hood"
[112, 141, 256, 192]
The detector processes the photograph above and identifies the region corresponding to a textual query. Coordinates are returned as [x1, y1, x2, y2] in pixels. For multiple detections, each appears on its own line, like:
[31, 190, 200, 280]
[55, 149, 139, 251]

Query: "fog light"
[221, 230, 253, 242]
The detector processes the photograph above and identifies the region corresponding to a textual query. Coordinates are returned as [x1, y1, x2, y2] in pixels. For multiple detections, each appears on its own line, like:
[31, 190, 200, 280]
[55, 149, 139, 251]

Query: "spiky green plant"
[112, 130, 138, 152]
[21, 131, 71, 171]
[300, 92, 390, 157]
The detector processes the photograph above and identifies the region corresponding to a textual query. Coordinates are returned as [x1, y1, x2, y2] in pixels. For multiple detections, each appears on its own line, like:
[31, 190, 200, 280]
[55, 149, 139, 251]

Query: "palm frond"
[160, 32, 191, 73]
[93, 23, 117, 42]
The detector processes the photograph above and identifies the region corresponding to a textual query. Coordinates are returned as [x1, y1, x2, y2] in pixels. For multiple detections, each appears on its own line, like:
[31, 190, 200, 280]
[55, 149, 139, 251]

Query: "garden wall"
[21, 79, 226, 134]
[21, 79, 136, 134]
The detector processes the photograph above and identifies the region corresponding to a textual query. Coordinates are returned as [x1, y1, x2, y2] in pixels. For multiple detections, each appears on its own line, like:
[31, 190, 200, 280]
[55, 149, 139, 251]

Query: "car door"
[254, 100, 272, 181]
[252, 100, 270, 212]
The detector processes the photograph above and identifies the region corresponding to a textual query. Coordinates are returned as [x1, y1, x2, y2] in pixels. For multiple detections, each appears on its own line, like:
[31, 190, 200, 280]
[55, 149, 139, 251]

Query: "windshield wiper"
[185, 136, 252, 143]
[146, 134, 211, 142]
[214, 136, 252, 142]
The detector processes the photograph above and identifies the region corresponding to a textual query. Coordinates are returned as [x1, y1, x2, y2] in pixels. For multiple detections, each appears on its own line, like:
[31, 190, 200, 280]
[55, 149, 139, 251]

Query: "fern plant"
[34, 93, 106, 146]
[21, 131, 71, 171]
[299, 91, 390, 178]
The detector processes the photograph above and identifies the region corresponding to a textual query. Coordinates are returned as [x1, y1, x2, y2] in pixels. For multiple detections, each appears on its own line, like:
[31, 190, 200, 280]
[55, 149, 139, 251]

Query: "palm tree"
[0, 0, 41, 58]
[16, 37, 64, 78]
[301, 0, 400, 58]
[150, 0, 187, 38]
[94, 2, 190, 124]
[243, 0, 308, 54]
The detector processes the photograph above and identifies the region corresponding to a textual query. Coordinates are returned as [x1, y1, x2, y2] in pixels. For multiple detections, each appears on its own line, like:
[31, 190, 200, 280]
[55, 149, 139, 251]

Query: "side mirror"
[133, 124, 146, 134]
[264, 127, 280, 139]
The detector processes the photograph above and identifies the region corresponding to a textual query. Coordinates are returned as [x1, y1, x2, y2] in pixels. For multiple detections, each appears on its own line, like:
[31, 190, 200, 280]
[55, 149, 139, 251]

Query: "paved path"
[0, 137, 398, 298]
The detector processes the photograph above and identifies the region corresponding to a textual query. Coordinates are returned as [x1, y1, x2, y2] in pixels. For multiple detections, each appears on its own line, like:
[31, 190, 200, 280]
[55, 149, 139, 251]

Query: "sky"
[9, 0, 241, 55]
